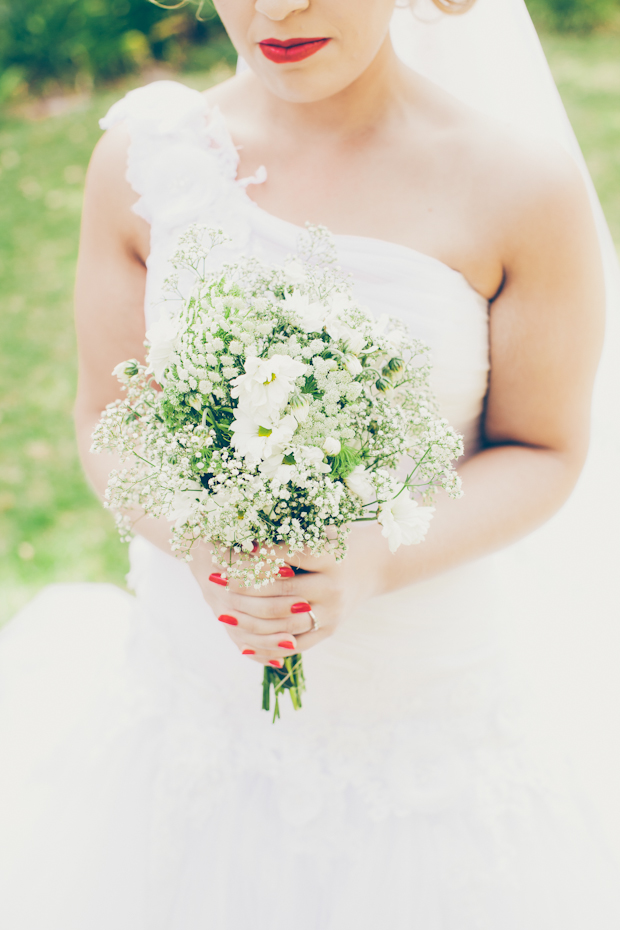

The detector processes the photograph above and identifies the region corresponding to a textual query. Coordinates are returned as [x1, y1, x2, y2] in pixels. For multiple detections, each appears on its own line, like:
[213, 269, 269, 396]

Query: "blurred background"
[0, 0, 619, 625]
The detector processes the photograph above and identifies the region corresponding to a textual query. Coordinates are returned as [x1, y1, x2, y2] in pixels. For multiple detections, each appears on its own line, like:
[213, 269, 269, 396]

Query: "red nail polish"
[218, 614, 238, 626]
[278, 640, 295, 649]
[209, 573, 228, 587]
[252, 541, 260, 553]
[279, 565, 295, 578]
[269, 659, 283, 668]
[242, 648, 255, 655]
[291, 602, 311, 614]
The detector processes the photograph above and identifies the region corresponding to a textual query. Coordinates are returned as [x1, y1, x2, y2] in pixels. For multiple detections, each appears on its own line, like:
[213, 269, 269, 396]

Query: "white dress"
[0, 81, 619, 930]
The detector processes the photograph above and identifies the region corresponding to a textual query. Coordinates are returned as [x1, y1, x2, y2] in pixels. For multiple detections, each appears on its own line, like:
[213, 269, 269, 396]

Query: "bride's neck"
[252, 37, 411, 142]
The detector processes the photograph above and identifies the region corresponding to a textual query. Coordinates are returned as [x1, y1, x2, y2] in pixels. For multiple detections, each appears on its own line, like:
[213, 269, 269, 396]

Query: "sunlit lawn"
[1, 34, 619, 626]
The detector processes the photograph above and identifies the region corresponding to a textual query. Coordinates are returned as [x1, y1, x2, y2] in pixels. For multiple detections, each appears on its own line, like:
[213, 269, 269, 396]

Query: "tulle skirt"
[1, 525, 619, 929]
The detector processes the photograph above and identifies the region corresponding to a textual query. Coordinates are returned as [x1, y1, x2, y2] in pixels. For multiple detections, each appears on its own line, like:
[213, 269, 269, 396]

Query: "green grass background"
[1, 35, 619, 626]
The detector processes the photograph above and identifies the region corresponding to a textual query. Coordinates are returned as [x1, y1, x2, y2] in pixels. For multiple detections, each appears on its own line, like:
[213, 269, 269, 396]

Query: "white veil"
[390, 0, 620, 857]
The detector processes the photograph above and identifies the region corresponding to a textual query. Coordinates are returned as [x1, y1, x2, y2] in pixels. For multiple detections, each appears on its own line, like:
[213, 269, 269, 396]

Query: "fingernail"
[209, 573, 228, 587]
[242, 648, 255, 655]
[269, 659, 283, 668]
[218, 614, 238, 626]
[252, 541, 260, 553]
[278, 640, 295, 649]
[291, 602, 311, 614]
[279, 565, 295, 578]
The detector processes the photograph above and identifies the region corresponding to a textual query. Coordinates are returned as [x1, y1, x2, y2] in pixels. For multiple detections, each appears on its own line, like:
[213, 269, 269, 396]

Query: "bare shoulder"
[438, 89, 597, 263]
[84, 121, 149, 260]
[477, 120, 589, 231]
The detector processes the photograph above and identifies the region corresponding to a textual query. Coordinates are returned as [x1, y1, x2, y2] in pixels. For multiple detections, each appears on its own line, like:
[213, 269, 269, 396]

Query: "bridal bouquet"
[93, 225, 463, 718]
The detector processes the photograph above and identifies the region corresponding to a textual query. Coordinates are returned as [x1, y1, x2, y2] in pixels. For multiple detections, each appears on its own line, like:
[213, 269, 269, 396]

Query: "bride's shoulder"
[425, 81, 587, 219]
[415, 77, 594, 268]
[87, 79, 219, 251]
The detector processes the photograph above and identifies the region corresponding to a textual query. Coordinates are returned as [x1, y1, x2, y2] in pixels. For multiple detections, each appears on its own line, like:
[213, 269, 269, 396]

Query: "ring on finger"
[307, 609, 320, 633]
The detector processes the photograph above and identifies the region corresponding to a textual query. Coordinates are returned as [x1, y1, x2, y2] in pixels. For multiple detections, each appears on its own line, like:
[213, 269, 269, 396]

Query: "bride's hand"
[188, 523, 390, 666]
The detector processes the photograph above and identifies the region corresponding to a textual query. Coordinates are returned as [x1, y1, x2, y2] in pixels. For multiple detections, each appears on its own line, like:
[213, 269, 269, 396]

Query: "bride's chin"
[247, 55, 371, 105]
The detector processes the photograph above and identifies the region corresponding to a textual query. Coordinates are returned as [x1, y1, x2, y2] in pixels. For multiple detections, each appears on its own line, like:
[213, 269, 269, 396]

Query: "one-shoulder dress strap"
[99, 80, 241, 229]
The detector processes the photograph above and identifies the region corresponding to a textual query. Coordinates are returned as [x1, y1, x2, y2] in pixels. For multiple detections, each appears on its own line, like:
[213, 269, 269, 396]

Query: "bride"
[1, 0, 619, 927]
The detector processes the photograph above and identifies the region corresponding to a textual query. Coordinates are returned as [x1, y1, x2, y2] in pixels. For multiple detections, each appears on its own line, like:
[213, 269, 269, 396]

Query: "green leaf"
[329, 444, 362, 479]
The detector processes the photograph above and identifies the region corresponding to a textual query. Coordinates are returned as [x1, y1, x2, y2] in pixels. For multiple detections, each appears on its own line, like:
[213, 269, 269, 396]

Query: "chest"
[233, 129, 502, 301]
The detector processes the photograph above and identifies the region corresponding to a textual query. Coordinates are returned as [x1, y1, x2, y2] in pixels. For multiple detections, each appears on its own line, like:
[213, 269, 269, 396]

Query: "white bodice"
[101, 80, 490, 456]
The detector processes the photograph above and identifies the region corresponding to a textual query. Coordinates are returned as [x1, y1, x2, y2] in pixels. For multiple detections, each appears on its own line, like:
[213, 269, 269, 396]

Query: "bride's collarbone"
[210, 85, 530, 301]
[243, 170, 504, 300]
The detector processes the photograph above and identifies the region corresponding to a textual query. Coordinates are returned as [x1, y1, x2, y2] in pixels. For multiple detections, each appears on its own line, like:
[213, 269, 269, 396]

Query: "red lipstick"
[259, 37, 330, 64]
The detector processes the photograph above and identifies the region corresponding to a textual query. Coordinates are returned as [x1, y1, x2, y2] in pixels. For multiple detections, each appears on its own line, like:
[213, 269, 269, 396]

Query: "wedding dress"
[0, 73, 619, 929]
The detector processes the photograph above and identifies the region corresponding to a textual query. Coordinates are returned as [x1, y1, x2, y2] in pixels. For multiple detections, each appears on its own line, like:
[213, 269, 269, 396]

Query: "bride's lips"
[258, 37, 330, 64]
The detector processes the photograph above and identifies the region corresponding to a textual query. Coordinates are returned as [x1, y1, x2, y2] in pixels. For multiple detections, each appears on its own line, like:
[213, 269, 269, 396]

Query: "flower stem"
[262, 654, 306, 723]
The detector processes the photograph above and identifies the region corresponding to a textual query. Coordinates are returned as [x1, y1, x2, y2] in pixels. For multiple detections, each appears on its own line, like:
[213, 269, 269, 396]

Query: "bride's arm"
[74, 125, 173, 553]
[380, 143, 606, 591]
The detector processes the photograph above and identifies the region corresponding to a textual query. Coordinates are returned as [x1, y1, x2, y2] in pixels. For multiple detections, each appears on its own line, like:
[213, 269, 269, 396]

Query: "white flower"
[282, 259, 307, 287]
[289, 393, 311, 423]
[344, 355, 363, 377]
[323, 437, 341, 456]
[230, 412, 297, 464]
[345, 330, 367, 355]
[258, 452, 284, 477]
[326, 319, 366, 355]
[327, 293, 350, 315]
[297, 445, 331, 473]
[112, 360, 136, 384]
[344, 465, 375, 503]
[230, 354, 306, 425]
[282, 290, 327, 334]
[377, 493, 434, 553]
[166, 483, 210, 529]
[259, 454, 294, 487]
[145, 316, 181, 382]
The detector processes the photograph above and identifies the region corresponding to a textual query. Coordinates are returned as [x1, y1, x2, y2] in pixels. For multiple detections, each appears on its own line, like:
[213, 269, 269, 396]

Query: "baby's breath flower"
[95, 224, 462, 613]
